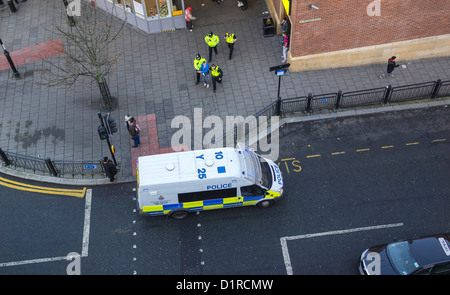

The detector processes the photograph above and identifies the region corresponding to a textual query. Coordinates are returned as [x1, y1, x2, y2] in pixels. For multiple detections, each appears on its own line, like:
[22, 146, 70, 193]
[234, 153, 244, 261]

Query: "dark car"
[359, 233, 450, 275]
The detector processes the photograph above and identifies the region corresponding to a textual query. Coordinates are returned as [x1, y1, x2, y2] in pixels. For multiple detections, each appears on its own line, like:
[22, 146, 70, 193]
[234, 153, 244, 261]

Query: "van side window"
[179, 188, 237, 203]
[240, 185, 265, 197]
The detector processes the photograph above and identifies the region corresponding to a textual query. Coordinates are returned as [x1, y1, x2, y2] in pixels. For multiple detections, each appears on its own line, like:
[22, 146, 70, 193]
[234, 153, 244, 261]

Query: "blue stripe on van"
[203, 199, 223, 206]
[243, 196, 264, 202]
[163, 203, 180, 211]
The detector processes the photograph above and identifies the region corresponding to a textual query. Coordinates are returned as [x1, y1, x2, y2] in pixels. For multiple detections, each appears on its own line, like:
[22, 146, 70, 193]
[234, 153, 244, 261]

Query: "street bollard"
[6, 0, 17, 12]
[0, 38, 21, 79]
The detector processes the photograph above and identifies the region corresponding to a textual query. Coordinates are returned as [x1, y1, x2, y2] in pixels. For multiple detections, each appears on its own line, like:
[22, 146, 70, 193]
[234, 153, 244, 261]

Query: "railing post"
[335, 90, 343, 110]
[305, 93, 313, 113]
[45, 158, 58, 177]
[383, 85, 393, 104]
[431, 79, 442, 99]
[0, 148, 11, 166]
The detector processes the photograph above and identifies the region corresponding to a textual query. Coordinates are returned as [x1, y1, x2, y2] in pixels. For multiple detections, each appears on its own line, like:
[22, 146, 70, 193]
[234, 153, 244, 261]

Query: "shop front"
[91, 0, 186, 33]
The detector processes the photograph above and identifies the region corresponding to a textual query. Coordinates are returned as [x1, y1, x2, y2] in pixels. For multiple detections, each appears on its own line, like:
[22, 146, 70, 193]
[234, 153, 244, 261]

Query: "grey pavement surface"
[0, 0, 449, 185]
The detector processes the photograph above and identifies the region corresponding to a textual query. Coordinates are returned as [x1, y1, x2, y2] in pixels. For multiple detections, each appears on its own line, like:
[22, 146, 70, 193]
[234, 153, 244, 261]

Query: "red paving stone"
[0, 39, 64, 71]
[130, 114, 188, 176]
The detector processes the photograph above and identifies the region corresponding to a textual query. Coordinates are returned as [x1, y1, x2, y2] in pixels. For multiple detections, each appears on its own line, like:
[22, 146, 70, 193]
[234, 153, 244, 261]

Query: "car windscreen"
[259, 157, 272, 189]
[386, 241, 420, 275]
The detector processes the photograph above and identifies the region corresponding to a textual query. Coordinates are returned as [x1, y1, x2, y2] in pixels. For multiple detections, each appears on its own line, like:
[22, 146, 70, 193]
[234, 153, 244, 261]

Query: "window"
[431, 262, 450, 275]
[144, 0, 158, 19]
[124, 0, 134, 13]
[178, 188, 237, 203]
[241, 185, 266, 197]
[133, 0, 145, 17]
[157, 0, 171, 18]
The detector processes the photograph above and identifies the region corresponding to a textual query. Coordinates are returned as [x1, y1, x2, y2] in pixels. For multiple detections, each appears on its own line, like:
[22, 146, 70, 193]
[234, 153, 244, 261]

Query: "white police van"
[136, 147, 283, 219]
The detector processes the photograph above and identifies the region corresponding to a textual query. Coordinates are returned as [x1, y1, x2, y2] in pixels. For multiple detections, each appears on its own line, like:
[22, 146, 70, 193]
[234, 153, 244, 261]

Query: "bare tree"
[42, 1, 125, 111]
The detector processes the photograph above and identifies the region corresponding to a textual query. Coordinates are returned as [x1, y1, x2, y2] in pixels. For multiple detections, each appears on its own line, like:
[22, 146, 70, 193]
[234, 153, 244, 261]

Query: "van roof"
[137, 147, 244, 187]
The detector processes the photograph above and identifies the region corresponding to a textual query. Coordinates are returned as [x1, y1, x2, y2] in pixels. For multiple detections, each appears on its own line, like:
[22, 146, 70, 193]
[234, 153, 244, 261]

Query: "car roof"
[409, 234, 450, 266]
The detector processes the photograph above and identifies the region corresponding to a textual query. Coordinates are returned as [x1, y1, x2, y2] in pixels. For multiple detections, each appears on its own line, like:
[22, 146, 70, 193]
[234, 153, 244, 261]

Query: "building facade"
[266, 0, 450, 71]
[91, 0, 186, 33]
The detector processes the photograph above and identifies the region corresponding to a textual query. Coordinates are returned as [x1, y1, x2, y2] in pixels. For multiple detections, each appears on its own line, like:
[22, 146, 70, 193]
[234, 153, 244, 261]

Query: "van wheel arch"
[169, 209, 189, 219]
[256, 199, 275, 208]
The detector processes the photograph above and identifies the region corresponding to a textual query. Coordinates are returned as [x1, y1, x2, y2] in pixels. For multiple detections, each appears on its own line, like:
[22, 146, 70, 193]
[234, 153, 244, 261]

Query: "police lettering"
[207, 183, 231, 190]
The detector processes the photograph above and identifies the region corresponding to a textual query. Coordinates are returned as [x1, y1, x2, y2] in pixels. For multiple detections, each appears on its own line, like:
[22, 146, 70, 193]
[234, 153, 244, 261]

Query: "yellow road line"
[306, 154, 321, 158]
[381, 145, 394, 149]
[0, 177, 86, 198]
[280, 158, 295, 161]
[432, 138, 446, 143]
[331, 151, 345, 156]
[406, 142, 420, 146]
[356, 148, 370, 152]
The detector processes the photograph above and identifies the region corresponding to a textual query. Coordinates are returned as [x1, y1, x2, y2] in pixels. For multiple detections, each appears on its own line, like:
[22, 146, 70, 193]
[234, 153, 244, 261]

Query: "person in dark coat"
[379, 56, 400, 79]
[102, 157, 117, 182]
[125, 115, 141, 148]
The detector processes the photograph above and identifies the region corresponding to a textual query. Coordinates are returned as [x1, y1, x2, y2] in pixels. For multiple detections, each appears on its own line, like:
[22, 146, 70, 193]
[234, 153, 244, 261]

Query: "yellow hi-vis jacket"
[194, 57, 206, 70]
[205, 34, 219, 47]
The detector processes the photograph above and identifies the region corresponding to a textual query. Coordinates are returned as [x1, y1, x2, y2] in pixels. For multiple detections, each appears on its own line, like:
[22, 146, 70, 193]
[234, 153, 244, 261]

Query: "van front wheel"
[257, 199, 274, 208]
[170, 210, 189, 219]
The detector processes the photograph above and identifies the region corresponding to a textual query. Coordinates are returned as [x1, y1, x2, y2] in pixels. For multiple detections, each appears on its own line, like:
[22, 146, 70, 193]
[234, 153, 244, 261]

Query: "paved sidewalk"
[0, 0, 449, 185]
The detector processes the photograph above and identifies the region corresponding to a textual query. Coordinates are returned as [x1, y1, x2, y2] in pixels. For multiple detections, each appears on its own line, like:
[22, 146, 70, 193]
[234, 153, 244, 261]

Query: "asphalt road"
[0, 106, 449, 276]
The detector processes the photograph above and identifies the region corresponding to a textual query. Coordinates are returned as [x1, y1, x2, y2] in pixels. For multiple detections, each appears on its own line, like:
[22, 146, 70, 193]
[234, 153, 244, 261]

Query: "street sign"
[84, 165, 97, 169]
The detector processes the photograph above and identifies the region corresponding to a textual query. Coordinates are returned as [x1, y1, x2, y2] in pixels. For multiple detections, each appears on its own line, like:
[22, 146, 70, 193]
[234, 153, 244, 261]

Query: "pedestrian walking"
[281, 17, 289, 35]
[237, 0, 248, 10]
[101, 156, 117, 182]
[210, 64, 223, 93]
[125, 115, 141, 148]
[194, 53, 206, 85]
[198, 60, 210, 88]
[282, 33, 289, 63]
[224, 32, 237, 60]
[205, 31, 219, 62]
[379, 56, 400, 79]
[185, 7, 196, 31]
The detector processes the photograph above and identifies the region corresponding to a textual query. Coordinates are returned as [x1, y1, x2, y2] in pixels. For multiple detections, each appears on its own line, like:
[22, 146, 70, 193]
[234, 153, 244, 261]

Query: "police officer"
[210, 64, 223, 93]
[194, 53, 206, 85]
[204, 31, 219, 62]
[224, 32, 237, 60]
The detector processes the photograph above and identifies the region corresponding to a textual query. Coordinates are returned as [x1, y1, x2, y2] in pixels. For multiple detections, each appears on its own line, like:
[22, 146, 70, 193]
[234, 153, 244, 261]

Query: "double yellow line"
[0, 176, 86, 198]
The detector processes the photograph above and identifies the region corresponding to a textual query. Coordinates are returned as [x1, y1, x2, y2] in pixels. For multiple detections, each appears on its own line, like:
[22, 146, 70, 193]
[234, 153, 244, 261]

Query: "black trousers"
[227, 42, 234, 59]
[196, 71, 201, 84]
[208, 46, 217, 62]
[212, 76, 222, 91]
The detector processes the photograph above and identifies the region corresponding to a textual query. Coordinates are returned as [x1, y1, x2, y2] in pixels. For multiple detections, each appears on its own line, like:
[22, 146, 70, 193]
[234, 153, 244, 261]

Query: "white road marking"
[0, 189, 93, 268]
[280, 222, 404, 275]
[81, 189, 92, 257]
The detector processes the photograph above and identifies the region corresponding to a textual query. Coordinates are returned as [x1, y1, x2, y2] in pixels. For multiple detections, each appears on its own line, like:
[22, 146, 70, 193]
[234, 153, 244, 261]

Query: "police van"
[136, 147, 283, 219]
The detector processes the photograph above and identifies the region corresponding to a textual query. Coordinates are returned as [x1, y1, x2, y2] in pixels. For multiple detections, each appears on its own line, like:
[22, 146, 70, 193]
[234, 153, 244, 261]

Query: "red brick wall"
[289, 0, 450, 57]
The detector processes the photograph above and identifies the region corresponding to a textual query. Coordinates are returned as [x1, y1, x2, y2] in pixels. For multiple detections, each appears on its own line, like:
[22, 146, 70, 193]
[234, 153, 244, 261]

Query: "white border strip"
[81, 189, 92, 257]
[280, 222, 404, 275]
[0, 189, 92, 269]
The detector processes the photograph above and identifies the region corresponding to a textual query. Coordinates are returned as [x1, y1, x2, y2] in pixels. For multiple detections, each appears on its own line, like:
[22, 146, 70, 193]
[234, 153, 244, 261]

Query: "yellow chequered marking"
[142, 205, 163, 212]
[0, 176, 86, 198]
[182, 201, 203, 208]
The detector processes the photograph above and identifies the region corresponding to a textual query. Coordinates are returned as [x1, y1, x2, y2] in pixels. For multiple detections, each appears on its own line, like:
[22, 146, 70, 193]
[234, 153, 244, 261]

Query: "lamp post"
[0, 38, 21, 79]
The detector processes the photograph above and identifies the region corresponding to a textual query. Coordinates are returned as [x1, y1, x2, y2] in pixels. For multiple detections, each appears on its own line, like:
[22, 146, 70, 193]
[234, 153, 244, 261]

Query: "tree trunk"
[98, 76, 118, 111]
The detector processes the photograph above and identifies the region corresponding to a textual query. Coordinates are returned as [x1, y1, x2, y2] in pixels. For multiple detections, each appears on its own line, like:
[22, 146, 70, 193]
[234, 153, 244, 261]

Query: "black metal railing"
[271, 79, 449, 117]
[218, 78, 450, 147]
[0, 148, 120, 177]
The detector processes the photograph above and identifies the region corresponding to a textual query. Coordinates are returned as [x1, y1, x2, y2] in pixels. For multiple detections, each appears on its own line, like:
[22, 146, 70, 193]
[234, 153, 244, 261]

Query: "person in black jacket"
[102, 157, 117, 182]
[379, 56, 400, 79]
